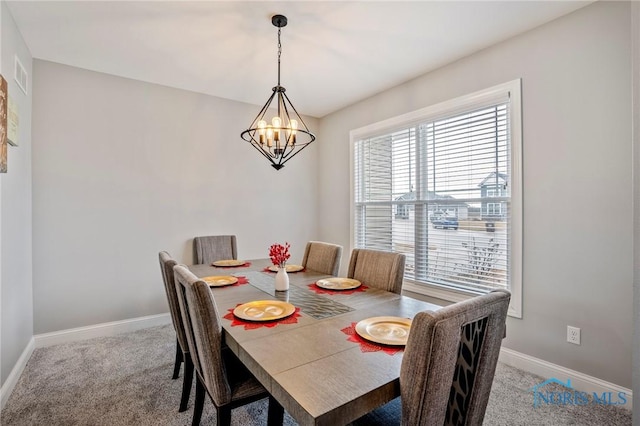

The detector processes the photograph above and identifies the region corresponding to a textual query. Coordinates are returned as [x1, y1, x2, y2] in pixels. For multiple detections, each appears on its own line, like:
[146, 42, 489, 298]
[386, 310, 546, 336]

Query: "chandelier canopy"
[240, 14, 315, 171]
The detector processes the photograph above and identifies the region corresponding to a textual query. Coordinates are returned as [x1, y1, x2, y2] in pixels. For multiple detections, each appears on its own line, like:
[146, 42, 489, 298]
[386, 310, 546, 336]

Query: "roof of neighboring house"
[394, 191, 468, 206]
[478, 172, 508, 187]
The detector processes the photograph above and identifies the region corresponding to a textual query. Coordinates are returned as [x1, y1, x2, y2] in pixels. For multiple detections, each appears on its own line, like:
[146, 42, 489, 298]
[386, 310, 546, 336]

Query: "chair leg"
[192, 376, 206, 426]
[172, 338, 183, 379]
[267, 395, 284, 426]
[179, 355, 194, 412]
[216, 405, 232, 426]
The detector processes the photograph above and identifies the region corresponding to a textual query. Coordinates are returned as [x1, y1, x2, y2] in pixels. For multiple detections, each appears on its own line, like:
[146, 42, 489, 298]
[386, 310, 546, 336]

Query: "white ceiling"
[7, 1, 592, 118]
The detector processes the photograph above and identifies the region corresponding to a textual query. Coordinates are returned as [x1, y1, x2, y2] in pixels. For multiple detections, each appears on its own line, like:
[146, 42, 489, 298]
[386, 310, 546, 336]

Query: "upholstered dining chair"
[158, 251, 193, 412]
[173, 264, 283, 426]
[193, 235, 237, 265]
[352, 290, 510, 426]
[301, 241, 343, 276]
[347, 248, 406, 294]
[401, 289, 511, 425]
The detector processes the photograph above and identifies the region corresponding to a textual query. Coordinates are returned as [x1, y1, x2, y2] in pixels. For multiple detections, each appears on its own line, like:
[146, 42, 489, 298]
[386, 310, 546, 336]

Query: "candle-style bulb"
[272, 117, 281, 142]
[266, 127, 274, 147]
[288, 119, 298, 145]
[258, 120, 267, 144]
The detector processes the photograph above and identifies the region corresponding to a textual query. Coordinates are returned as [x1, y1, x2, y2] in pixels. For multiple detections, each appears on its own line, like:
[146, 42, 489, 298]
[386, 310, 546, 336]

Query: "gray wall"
[0, 1, 33, 386]
[31, 61, 319, 333]
[318, 1, 633, 388]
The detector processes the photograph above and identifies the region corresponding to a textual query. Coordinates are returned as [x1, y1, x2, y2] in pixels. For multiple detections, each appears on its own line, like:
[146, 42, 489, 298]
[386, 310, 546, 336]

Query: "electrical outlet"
[567, 326, 581, 345]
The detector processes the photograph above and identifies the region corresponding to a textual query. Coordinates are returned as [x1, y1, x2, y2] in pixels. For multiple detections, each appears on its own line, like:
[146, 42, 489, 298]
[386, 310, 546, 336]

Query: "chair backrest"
[301, 241, 343, 276]
[158, 251, 189, 354]
[173, 264, 232, 405]
[400, 290, 511, 426]
[347, 249, 406, 294]
[193, 235, 237, 265]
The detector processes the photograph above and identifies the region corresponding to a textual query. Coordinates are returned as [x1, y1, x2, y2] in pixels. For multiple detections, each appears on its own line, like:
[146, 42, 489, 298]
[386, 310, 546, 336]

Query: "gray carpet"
[1, 325, 631, 425]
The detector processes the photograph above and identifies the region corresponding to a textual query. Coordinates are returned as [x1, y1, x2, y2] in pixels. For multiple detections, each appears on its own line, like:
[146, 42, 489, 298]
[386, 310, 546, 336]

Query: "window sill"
[403, 280, 482, 304]
[403, 280, 521, 319]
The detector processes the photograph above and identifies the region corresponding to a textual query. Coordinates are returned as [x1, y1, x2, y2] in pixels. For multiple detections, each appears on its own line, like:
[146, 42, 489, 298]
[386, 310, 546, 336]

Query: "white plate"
[355, 316, 412, 346]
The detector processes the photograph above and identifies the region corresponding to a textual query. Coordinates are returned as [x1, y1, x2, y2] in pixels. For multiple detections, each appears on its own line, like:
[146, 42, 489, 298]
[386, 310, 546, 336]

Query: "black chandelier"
[240, 14, 316, 171]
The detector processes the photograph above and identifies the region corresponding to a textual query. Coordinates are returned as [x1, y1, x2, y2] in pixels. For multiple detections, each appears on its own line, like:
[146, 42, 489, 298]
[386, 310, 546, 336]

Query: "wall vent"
[14, 55, 27, 95]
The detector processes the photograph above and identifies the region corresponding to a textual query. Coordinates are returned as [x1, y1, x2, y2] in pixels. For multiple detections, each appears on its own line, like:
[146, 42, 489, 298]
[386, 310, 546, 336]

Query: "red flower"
[269, 242, 291, 267]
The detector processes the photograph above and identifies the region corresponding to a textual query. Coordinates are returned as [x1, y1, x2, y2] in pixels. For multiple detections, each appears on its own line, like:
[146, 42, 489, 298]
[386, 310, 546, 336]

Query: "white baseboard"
[499, 347, 633, 410]
[34, 313, 171, 348]
[1, 337, 35, 410]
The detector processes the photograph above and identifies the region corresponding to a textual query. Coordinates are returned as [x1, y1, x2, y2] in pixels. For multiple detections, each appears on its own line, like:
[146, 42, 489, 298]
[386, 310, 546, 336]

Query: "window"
[351, 80, 522, 317]
[487, 203, 502, 216]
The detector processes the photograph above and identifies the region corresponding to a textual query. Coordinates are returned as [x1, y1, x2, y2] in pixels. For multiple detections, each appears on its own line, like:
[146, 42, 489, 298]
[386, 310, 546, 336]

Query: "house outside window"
[351, 80, 522, 317]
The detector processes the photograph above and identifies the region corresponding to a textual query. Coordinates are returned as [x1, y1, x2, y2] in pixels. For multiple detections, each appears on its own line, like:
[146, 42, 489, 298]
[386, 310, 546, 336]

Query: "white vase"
[275, 266, 289, 291]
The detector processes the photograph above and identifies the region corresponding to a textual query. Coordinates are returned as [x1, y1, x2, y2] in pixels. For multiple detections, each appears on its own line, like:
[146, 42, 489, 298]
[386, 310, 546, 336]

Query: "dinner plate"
[316, 277, 361, 291]
[201, 275, 238, 287]
[355, 316, 412, 346]
[212, 259, 246, 267]
[233, 300, 296, 322]
[267, 264, 304, 273]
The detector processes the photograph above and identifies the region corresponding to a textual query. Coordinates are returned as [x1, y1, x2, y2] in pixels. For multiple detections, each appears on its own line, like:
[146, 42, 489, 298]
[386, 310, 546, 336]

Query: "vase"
[275, 266, 289, 291]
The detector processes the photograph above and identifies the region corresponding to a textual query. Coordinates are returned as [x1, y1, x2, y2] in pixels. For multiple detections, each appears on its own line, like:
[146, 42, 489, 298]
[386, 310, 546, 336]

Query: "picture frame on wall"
[0, 74, 8, 173]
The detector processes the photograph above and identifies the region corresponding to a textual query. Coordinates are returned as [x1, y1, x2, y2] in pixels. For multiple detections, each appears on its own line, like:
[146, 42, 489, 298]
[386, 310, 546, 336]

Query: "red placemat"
[223, 305, 301, 330]
[308, 283, 368, 295]
[340, 322, 404, 356]
[213, 262, 252, 269]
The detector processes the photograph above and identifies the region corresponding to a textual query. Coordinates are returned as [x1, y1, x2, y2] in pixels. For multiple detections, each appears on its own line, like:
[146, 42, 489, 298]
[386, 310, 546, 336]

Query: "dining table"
[187, 258, 441, 426]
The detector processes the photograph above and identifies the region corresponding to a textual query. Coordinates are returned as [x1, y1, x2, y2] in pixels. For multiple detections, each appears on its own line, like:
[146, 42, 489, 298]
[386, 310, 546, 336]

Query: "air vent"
[14, 55, 27, 95]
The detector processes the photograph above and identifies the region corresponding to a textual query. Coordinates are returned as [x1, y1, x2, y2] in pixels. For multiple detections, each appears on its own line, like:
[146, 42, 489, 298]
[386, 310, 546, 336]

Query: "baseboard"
[499, 347, 633, 410]
[0, 337, 35, 410]
[34, 313, 172, 348]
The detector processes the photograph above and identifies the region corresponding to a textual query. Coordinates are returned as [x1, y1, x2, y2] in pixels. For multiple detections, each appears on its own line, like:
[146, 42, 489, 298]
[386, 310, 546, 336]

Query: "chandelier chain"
[277, 27, 282, 86]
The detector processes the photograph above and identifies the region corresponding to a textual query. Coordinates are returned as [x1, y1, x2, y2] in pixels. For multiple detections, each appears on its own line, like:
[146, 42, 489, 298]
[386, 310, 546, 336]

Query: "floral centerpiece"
[269, 242, 291, 268]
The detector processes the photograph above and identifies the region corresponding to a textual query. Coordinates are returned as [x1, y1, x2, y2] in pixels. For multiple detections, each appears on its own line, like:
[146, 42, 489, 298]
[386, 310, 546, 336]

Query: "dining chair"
[301, 241, 343, 276]
[347, 248, 406, 294]
[352, 290, 511, 426]
[193, 235, 237, 265]
[158, 251, 193, 412]
[400, 289, 511, 425]
[173, 264, 284, 426]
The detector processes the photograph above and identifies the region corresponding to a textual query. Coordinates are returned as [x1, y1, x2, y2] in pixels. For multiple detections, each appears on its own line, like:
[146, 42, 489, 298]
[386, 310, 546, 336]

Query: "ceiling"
[6, 1, 592, 118]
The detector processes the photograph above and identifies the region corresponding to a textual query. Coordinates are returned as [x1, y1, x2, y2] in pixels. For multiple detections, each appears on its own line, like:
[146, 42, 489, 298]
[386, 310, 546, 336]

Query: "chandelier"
[240, 14, 316, 170]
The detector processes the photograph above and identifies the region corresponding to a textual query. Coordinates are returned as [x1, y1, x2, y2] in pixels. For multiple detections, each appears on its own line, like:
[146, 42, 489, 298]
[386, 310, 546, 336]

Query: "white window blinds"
[353, 82, 521, 308]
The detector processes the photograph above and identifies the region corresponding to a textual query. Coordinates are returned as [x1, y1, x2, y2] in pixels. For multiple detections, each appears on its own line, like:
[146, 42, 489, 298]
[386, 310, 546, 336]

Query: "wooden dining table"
[188, 258, 441, 426]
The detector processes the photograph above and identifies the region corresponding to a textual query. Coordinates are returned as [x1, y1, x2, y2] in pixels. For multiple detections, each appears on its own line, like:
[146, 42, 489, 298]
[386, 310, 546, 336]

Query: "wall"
[318, 1, 632, 388]
[31, 61, 319, 333]
[0, 1, 33, 386]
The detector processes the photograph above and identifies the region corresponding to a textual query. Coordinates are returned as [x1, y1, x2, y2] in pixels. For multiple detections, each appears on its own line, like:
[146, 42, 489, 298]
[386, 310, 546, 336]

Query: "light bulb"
[258, 120, 267, 144]
[272, 117, 281, 142]
[266, 127, 274, 147]
[288, 119, 298, 145]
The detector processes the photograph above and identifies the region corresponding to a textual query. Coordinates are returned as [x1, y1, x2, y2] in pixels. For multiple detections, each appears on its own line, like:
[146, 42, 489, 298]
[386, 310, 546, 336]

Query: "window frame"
[349, 79, 522, 318]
